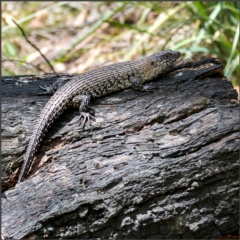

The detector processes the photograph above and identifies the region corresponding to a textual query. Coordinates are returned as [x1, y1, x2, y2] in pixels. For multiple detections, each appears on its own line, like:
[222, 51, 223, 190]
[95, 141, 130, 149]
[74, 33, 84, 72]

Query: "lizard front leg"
[70, 95, 95, 127]
[130, 76, 158, 91]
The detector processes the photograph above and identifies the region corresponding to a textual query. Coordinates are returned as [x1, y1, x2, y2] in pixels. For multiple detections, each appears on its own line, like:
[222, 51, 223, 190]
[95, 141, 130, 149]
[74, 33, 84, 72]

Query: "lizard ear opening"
[151, 61, 158, 67]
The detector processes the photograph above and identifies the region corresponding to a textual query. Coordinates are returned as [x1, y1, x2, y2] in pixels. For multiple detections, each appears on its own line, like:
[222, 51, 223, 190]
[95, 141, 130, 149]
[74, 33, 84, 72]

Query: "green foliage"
[1, 2, 239, 86]
[4, 42, 18, 57]
[182, 2, 239, 85]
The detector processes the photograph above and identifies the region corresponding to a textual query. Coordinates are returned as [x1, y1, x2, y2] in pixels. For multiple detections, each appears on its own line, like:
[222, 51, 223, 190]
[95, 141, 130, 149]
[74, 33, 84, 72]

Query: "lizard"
[17, 49, 180, 183]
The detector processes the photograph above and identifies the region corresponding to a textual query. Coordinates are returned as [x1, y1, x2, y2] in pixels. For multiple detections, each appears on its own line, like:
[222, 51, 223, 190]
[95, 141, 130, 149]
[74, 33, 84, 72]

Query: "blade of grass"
[192, 2, 208, 18]
[225, 55, 239, 81]
[193, 2, 221, 47]
[2, 2, 68, 32]
[56, 2, 127, 59]
[137, 8, 151, 26]
[106, 21, 155, 36]
[225, 22, 239, 78]
[123, 2, 187, 61]
[172, 35, 211, 50]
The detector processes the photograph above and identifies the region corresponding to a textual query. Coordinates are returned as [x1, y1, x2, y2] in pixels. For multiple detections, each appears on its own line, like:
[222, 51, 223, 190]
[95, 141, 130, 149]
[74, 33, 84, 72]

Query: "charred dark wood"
[1, 58, 239, 239]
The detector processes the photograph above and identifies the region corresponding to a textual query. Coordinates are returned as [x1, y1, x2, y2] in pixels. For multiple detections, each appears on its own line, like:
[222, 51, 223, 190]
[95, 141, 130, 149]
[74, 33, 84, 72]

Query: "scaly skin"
[18, 50, 180, 183]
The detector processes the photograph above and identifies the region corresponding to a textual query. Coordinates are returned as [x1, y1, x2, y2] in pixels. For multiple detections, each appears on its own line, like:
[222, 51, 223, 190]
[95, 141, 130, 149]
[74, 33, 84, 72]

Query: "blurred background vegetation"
[2, 1, 239, 89]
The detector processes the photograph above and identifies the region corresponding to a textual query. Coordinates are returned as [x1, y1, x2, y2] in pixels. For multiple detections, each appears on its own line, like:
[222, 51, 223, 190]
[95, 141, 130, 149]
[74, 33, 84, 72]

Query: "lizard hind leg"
[70, 94, 95, 127]
[39, 80, 65, 95]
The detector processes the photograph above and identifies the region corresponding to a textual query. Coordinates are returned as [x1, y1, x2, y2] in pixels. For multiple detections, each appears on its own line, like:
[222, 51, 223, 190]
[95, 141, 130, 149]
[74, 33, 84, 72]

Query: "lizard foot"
[39, 84, 53, 95]
[143, 82, 158, 91]
[70, 111, 95, 128]
[39, 80, 65, 95]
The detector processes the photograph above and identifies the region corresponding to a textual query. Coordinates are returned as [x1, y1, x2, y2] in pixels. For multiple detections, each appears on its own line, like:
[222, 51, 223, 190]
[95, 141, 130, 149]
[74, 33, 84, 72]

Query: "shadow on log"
[1, 58, 239, 239]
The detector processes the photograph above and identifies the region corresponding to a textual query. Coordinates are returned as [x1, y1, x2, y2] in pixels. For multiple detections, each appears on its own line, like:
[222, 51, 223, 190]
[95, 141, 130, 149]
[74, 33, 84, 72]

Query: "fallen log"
[1, 58, 239, 239]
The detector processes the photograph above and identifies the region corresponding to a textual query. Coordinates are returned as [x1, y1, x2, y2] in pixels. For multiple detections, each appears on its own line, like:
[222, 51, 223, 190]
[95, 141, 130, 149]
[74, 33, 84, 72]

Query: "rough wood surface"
[1, 58, 239, 239]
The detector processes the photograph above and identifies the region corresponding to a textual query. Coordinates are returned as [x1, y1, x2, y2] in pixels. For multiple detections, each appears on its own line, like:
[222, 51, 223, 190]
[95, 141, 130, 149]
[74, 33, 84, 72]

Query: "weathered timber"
[1, 58, 239, 239]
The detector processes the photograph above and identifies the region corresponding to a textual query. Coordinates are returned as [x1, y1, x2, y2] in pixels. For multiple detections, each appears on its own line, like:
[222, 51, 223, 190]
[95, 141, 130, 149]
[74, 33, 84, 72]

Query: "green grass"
[2, 1, 239, 86]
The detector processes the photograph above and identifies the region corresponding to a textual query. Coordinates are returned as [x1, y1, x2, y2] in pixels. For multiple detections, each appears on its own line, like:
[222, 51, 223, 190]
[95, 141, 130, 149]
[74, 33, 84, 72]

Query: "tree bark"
[1, 58, 239, 239]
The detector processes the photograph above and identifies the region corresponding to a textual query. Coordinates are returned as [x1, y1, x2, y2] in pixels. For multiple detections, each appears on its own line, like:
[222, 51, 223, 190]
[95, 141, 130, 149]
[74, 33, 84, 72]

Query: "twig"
[12, 19, 56, 73]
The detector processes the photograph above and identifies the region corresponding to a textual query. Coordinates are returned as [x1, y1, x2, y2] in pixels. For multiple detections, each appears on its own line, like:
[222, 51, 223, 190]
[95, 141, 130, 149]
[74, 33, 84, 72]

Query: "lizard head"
[150, 49, 180, 69]
[137, 49, 180, 81]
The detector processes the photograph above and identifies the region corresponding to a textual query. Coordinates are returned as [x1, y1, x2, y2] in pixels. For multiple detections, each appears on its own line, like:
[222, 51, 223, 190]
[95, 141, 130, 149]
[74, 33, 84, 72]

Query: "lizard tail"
[18, 94, 69, 183]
